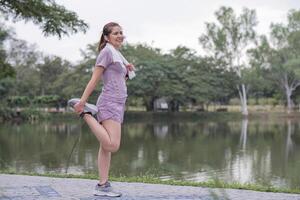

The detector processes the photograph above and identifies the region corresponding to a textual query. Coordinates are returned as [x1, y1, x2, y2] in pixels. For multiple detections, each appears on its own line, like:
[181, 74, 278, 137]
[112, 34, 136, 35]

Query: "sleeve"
[95, 48, 113, 69]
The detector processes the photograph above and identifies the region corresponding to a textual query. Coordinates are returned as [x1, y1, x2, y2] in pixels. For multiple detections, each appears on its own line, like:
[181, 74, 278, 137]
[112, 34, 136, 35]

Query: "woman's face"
[107, 26, 124, 49]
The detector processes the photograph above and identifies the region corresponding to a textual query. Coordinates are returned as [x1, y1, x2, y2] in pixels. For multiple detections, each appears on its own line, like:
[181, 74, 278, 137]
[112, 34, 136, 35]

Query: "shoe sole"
[68, 98, 98, 115]
[93, 190, 122, 197]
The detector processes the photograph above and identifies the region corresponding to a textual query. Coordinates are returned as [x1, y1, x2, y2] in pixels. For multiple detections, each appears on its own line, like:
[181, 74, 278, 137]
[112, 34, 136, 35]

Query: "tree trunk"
[169, 100, 179, 112]
[285, 86, 293, 114]
[145, 97, 155, 111]
[237, 84, 248, 116]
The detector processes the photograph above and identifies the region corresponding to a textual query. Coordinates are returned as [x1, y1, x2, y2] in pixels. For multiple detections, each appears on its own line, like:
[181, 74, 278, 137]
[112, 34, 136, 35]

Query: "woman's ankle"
[83, 113, 94, 121]
[99, 180, 108, 186]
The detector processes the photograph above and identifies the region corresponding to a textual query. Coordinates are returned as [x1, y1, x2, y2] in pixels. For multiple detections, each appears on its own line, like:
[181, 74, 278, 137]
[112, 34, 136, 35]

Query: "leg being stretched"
[83, 115, 121, 152]
[82, 115, 110, 144]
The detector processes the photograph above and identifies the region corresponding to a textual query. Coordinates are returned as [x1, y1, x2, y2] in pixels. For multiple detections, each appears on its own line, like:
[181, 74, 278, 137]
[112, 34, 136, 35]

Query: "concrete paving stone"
[0, 174, 300, 200]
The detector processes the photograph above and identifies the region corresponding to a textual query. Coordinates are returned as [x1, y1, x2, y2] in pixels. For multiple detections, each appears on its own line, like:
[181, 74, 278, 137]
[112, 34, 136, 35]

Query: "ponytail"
[98, 34, 107, 52]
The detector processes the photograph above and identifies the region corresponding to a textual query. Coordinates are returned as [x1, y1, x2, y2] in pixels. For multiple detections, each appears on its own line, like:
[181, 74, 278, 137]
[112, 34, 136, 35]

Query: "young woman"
[69, 22, 135, 197]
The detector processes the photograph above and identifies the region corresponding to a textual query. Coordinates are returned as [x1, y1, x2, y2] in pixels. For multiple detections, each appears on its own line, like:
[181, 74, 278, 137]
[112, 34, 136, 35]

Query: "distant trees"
[0, 0, 88, 106]
[250, 9, 300, 113]
[1, 4, 300, 113]
[121, 44, 235, 111]
[0, 25, 15, 98]
[200, 6, 258, 116]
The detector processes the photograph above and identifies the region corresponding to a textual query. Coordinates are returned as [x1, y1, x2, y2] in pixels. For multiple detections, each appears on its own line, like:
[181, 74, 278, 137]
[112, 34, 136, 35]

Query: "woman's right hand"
[126, 63, 135, 71]
[74, 101, 85, 114]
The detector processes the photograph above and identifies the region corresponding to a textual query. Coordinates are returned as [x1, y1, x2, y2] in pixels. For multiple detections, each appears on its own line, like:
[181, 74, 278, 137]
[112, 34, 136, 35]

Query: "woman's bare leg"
[82, 115, 121, 152]
[98, 146, 111, 185]
[98, 119, 121, 184]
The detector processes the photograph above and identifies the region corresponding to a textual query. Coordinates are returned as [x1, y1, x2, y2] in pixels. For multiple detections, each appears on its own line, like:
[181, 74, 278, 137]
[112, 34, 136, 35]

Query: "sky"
[5, 0, 300, 64]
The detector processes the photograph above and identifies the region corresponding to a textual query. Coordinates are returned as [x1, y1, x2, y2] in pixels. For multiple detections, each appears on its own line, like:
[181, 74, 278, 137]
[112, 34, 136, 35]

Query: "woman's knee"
[110, 143, 120, 153]
[101, 120, 121, 152]
[103, 142, 120, 153]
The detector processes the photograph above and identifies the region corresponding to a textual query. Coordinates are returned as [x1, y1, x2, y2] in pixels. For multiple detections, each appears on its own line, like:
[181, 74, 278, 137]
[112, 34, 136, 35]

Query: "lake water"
[0, 114, 299, 189]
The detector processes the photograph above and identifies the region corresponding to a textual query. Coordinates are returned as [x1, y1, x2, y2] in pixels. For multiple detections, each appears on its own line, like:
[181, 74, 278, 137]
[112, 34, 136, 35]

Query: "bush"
[7, 96, 31, 107]
[33, 95, 64, 109]
[0, 107, 46, 122]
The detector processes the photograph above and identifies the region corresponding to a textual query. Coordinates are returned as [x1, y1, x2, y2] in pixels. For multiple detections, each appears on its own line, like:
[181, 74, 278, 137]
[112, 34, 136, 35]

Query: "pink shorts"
[96, 96, 126, 124]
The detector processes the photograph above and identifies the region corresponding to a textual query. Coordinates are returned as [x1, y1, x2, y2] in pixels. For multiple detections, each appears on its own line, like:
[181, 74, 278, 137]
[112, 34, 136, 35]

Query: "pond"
[0, 114, 299, 189]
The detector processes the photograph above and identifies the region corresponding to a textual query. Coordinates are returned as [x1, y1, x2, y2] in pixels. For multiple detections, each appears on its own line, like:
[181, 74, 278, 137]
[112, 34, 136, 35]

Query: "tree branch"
[0, 0, 89, 38]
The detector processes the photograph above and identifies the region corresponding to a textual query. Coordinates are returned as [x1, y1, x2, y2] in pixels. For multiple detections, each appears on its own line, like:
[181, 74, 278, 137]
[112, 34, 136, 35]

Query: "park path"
[0, 174, 300, 200]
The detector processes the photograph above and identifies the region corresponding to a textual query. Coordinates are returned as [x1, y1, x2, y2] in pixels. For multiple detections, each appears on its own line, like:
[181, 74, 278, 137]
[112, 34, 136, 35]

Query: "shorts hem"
[98, 117, 123, 124]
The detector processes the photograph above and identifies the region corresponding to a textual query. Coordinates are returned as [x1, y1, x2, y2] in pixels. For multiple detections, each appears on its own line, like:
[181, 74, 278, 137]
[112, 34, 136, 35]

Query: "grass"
[1, 170, 300, 194]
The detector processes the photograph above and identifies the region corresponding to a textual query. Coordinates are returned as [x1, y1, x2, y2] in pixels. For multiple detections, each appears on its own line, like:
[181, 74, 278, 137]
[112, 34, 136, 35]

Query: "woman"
[69, 22, 134, 197]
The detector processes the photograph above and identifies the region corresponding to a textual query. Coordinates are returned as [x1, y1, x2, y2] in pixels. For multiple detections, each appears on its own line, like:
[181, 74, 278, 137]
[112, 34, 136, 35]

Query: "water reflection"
[239, 119, 248, 150]
[286, 119, 294, 160]
[232, 119, 252, 184]
[154, 124, 169, 139]
[0, 117, 300, 189]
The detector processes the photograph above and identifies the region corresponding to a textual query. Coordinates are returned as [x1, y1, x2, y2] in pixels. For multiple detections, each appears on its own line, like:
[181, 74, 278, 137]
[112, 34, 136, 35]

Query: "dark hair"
[98, 22, 121, 52]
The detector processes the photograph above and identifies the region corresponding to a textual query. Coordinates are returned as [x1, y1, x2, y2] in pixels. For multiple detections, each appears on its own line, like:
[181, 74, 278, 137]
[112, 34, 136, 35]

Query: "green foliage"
[0, 107, 45, 122]
[199, 6, 258, 115]
[0, 24, 15, 98]
[0, 0, 88, 37]
[250, 9, 300, 112]
[0, 62, 15, 79]
[7, 96, 30, 107]
[121, 44, 237, 111]
[284, 58, 300, 77]
[199, 6, 257, 72]
[37, 56, 71, 95]
[0, 77, 14, 98]
[33, 95, 60, 107]
[51, 44, 101, 102]
[7, 39, 42, 97]
[4, 6, 300, 113]
[122, 44, 169, 110]
[242, 67, 276, 98]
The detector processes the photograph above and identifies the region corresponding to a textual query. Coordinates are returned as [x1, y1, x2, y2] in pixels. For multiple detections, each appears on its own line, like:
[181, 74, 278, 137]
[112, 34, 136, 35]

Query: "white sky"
[5, 0, 300, 64]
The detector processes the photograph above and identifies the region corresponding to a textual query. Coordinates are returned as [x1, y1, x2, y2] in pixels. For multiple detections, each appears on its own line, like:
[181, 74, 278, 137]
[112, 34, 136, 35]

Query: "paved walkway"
[0, 174, 300, 200]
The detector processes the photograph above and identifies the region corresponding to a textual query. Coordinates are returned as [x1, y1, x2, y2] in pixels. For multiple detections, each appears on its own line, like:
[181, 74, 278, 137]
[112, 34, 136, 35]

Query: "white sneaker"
[93, 182, 122, 197]
[67, 98, 98, 117]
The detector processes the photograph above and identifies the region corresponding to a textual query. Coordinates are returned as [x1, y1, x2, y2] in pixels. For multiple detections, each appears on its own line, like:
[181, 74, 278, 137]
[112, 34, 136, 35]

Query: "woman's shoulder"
[100, 44, 114, 55]
[96, 45, 113, 63]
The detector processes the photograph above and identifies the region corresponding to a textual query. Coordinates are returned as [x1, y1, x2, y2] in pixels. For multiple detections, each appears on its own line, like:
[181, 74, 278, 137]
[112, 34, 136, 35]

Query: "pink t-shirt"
[95, 44, 128, 102]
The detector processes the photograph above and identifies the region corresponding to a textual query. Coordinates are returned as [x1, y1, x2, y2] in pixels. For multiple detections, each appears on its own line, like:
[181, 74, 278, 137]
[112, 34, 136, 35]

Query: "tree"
[52, 59, 96, 101]
[250, 10, 300, 113]
[52, 43, 101, 102]
[0, 24, 15, 79]
[248, 35, 277, 101]
[199, 7, 258, 116]
[276, 10, 300, 112]
[0, 0, 88, 102]
[166, 46, 236, 111]
[0, 24, 15, 99]
[162, 46, 195, 111]
[6, 38, 42, 97]
[122, 43, 167, 111]
[37, 56, 71, 95]
[0, 0, 88, 37]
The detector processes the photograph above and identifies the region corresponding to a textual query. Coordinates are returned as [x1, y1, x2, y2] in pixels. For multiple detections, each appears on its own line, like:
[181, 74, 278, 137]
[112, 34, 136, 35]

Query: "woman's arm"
[74, 67, 104, 114]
